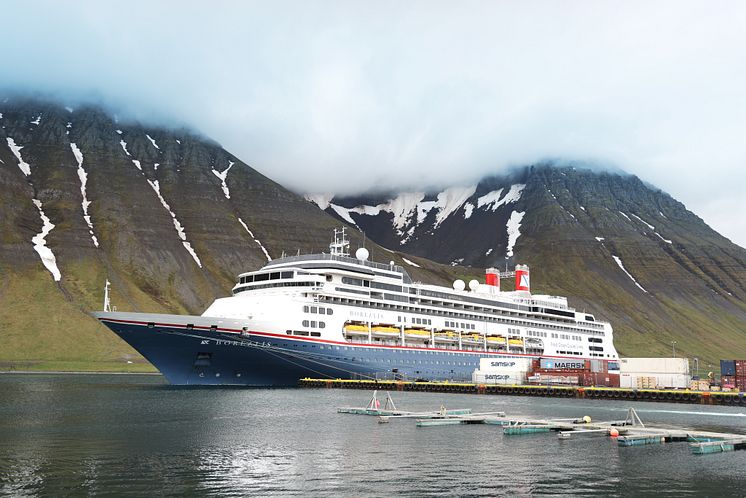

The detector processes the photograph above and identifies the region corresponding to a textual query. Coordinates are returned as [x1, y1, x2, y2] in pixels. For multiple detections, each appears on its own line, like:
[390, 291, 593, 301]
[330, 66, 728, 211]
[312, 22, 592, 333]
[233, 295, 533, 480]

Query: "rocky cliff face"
[308, 165, 746, 363]
[0, 97, 457, 370]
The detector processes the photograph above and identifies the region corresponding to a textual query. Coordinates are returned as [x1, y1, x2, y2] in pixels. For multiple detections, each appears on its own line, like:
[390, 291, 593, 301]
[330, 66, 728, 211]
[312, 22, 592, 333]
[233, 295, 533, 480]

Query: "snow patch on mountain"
[630, 213, 655, 230]
[329, 204, 359, 228]
[612, 255, 648, 293]
[31, 199, 61, 281]
[212, 161, 234, 199]
[6, 138, 30, 176]
[619, 211, 632, 222]
[432, 186, 476, 228]
[70, 143, 99, 248]
[629, 213, 672, 243]
[145, 134, 160, 150]
[382, 193, 425, 233]
[595, 236, 605, 242]
[30, 115, 41, 125]
[463, 202, 474, 219]
[146, 179, 202, 268]
[477, 184, 525, 211]
[506, 211, 525, 258]
[65, 106, 73, 113]
[237, 217, 272, 261]
[120, 140, 130, 156]
[402, 257, 420, 267]
[305, 193, 333, 211]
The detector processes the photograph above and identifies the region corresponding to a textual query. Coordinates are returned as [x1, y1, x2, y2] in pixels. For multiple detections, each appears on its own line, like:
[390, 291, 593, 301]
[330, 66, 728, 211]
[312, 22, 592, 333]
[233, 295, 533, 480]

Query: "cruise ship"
[94, 229, 620, 386]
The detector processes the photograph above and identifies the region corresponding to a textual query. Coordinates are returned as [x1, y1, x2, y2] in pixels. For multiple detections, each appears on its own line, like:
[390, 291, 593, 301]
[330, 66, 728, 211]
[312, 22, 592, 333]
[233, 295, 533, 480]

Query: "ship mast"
[103, 279, 111, 312]
[329, 227, 350, 257]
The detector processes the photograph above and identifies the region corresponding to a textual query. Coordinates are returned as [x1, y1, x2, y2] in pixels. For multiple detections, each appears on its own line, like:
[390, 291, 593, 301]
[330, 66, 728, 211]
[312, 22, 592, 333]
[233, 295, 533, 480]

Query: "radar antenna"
[329, 227, 350, 257]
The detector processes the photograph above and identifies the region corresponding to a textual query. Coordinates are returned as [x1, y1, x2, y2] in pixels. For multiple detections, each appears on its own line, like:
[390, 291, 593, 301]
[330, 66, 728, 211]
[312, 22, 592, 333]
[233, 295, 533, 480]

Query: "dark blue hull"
[101, 319, 540, 386]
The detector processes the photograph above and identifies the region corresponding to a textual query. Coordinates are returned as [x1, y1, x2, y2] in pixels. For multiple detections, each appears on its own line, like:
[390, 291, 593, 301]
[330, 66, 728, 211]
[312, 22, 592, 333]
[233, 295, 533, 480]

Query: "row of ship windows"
[552, 333, 582, 341]
[446, 320, 475, 330]
[303, 306, 334, 315]
[234, 282, 314, 293]
[556, 350, 583, 356]
[301, 320, 326, 329]
[333, 285, 605, 331]
[408, 317, 433, 326]
[239, 271, 294, 284]
[319, 296, 606, 336]
[286, 330, 322, 337]
[527, 330, 548, 338]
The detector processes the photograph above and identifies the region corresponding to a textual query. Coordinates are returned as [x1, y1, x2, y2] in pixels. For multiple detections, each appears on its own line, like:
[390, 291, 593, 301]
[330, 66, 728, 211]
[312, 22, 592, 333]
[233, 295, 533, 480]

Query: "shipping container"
[539, 358, 589, 371]
[472, 371, 526, 385]
[527, 373, 579, 386]
[720, 360, 736, 376]
[479, 357, 532, 373]
[620, 358, 690, 375]
[581, 372, 619, 387]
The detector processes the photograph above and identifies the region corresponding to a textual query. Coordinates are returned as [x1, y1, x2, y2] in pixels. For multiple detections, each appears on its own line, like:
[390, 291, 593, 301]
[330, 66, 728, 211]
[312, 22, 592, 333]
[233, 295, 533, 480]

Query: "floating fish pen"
[337, 393, 746, 457]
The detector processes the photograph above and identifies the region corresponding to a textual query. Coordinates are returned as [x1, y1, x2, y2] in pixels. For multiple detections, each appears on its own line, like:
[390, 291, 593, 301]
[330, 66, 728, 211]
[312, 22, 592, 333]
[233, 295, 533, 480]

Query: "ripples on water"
[1, 374, 746, 496]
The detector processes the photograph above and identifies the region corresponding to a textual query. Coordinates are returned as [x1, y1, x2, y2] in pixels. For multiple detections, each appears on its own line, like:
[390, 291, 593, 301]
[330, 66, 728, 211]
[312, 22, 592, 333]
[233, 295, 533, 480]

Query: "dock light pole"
[671, 341, 677, 358]
[694, 357, 699, 378]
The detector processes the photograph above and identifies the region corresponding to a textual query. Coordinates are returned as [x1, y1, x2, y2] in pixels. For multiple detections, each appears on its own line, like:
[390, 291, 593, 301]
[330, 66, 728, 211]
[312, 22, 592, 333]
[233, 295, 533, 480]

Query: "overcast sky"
[2, 1, 746, 247]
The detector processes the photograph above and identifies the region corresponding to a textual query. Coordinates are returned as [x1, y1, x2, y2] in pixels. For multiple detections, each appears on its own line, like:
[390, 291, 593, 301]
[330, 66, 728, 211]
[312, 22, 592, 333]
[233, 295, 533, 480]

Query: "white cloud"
[1, 0, 745, 246]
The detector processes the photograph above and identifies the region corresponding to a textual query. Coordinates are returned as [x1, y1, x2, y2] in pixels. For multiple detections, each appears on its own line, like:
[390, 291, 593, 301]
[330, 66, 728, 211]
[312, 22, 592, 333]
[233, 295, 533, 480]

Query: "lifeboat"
[461, 334, 484, 343]
[508, 338, 524, 347]
[433, 330, 458, 342]
[486, 335, 506, 344]
[404, 328, 430, 338]
[343, 323, 369, 335]
[371, 325, 400, 336]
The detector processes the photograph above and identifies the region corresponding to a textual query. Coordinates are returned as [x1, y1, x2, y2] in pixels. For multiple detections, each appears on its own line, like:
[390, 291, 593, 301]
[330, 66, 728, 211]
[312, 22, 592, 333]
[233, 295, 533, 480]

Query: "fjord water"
[1, 375, 745, 496]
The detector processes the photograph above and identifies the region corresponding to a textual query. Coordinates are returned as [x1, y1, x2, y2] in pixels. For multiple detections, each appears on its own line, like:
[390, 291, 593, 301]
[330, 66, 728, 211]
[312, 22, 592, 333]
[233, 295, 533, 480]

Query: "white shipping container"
[478, 357, 532, 373]
[472, 371, 526, 385]
[620, 358, 690, 375]
[620, 372, 690, 389]
[620, 373, 635, 389]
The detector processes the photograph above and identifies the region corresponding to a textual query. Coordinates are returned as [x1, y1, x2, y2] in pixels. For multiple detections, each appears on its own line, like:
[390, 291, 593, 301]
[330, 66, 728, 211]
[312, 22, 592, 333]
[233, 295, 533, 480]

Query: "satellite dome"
[468, 279, 480, 291]
[452, 279, 465, 291]
[356, 247, 369, 261]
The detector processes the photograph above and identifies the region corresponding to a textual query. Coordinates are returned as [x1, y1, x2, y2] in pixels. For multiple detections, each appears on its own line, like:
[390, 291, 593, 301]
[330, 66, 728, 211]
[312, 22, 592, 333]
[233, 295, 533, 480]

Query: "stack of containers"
[472, 358, 531, 385]
[737, 360, 746, 391]
[720, 360, 736, 389]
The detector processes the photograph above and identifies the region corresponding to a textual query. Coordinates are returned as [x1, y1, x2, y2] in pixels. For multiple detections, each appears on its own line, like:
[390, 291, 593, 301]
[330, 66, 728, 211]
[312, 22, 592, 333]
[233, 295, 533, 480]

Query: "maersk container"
[619, 358, 689, 375]
[479, 357, 532, 373]
[539, 358, 588, 371]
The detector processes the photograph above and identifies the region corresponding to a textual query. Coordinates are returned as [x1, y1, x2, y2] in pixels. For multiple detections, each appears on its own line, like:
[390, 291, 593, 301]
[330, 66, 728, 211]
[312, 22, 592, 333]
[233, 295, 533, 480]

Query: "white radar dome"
[453, 279, 466, 291]
[355, 247, 369, 261]
[468, 279, 480, 291]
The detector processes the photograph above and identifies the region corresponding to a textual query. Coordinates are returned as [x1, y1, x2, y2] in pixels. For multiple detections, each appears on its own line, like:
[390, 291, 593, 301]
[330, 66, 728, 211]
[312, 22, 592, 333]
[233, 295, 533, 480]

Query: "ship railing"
[267, 253, 411, 276]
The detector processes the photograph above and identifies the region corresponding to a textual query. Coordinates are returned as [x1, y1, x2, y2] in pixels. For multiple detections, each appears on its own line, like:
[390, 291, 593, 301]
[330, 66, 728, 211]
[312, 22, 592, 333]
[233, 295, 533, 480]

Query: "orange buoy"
[609, 428, 620, 438]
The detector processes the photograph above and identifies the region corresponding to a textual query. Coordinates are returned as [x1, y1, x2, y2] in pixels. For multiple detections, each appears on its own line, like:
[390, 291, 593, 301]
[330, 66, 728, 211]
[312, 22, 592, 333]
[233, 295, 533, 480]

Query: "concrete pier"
[300, 378, 745, 406]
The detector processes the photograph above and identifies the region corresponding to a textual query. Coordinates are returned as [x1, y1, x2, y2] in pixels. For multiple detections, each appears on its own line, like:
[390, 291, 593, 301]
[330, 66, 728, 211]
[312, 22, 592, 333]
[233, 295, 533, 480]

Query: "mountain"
[308, 165, 746, 364]
[2, 96, 744, 371]
[0, 97, 462, 371]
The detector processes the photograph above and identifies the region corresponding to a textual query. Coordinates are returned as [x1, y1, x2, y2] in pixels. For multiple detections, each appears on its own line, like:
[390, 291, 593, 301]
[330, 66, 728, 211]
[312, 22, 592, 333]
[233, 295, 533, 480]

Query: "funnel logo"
[519, 274, 530, 288]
